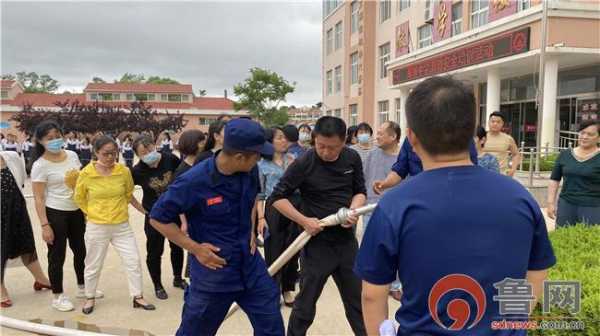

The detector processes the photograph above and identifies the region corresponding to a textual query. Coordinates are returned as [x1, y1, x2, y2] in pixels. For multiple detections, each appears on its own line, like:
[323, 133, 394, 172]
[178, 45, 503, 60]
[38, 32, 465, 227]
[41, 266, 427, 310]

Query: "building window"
[398, 0, 410, 12]
[126, 94, 133, 101]
[326, 70, 333, 95]
[351, 1, 359, 33]
[100, 93, 113, 101]
[326, 28, 334, 54]
[90, 93, 98, 100]
[326, 110, 332, 116]
[182, 94, 189, 102]
[378, 100, 389, 125]
[324, 0, 341, 17]
[113, 93, 121, 100]
[134, 93, 147, 101]
[395, 98, 402, 124]
[418, 25, 432, 48]
[350, 52, 359, 84]
[380, 0, 391, 23]
[334, 66, 342, 93]
[379, 42, 391, 79]
[349, 104, 358, 126]
[335, 21, 343, 50]
[470, 0, 489, 29]
[198, 117, 215, 126]
[518, 0, 531, 11]
[148, 94, 155, 101]
[161, 94, 168, 101]
[1, 90, 8, 99]
[452, 2, 463, 36]
[424, 0, 433, 21]
[168, 94, 182, 102]
[334, 108, 342, 118]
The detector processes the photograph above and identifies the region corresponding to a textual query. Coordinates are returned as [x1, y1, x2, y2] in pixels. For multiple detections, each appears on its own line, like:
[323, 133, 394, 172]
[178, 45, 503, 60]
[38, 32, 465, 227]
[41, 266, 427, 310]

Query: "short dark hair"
[178, 129, 206, 156]
[93, 135, 118, 153]
[578, 120, 599, 133]
[282, 124, 299, 143]
[313, 116, 346, 140]
[205, 120, 227, 152]
[31, 120, 63, 165]
[489, 111, 505, 122]
[298, 124, 312, 134]
[405, 76, 476, 156]
[383, 121, 401, 141]
[346, 125, 358, 144]
[132, 134, 155, 155]
[356, 122, 373, 135]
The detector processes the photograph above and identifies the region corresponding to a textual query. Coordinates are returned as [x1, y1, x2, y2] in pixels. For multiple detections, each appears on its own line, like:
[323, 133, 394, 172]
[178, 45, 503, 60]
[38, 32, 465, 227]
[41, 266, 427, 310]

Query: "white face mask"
[299, 132, 311, 142]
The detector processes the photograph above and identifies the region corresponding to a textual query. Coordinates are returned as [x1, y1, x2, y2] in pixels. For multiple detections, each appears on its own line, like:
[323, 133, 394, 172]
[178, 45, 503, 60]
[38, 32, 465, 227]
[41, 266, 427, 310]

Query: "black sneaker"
[173, 278, 189, 290]
[155, 287, 168, 300]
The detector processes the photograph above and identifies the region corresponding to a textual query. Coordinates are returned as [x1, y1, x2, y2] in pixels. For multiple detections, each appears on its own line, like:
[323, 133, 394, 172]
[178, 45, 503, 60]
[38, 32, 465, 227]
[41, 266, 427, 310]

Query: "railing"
[559, 130, 578, 149]
[514, 141, 569, 187]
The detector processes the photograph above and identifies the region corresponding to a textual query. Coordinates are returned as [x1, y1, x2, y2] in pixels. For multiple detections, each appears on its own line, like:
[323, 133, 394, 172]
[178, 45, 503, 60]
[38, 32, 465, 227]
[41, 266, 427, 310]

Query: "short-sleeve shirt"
[257, 155, 292, 200]
[354, 165, 556, 336]
[132, 152, 181, 211]
[150, 153, 267, 292]
[268, 147, 367, 242]
[391, 138, 479, 178]
[478, 153, 501, 173]
[31, 150, 81, 211]
[364, 147, 398, 204]
[550, 148, 600, 207]
[483, 132, 517, 172]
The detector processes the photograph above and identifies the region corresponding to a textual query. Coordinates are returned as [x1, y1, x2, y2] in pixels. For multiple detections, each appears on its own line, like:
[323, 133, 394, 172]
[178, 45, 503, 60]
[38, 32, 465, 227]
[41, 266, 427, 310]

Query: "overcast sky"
[1, 1, 322, 106]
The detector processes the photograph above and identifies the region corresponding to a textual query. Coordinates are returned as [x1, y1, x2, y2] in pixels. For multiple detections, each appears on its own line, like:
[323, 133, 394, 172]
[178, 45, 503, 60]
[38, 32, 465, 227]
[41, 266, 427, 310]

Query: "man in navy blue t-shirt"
[354, 76, 556, 335]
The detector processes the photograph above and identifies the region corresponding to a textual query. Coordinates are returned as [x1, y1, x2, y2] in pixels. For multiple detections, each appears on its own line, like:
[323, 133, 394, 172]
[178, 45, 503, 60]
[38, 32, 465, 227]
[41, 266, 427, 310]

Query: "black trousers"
[264, 203, 299, 294]
[45, 207, 86, 294]
[144, 215, 184, 289]
[287, 237, 366, 336]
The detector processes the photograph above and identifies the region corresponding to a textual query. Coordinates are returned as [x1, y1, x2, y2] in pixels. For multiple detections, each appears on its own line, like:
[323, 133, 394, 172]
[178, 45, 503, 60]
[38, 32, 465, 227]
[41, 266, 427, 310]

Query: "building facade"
[0, 80, 247, 140]
[323, 0, 600, 147]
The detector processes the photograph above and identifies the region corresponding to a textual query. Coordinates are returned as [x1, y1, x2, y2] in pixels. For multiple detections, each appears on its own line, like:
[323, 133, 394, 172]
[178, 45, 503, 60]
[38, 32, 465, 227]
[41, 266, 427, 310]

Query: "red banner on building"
[489, 0, 518, 23]
[392, 27, 530, 85]
[395, 21, 410, 57]
[432, 0, 452, 43]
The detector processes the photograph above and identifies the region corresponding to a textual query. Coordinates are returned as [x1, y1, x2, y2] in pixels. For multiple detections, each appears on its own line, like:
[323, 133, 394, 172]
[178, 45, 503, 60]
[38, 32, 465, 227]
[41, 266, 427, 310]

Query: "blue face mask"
[357, 134, 370, 144]
[142, 151, 161, 165]
[46, 138, 64, 153]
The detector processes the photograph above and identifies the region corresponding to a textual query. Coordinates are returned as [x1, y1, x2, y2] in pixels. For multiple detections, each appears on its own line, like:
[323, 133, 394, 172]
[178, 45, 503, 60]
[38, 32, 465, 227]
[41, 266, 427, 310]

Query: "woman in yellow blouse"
[74, 135, 155, 314]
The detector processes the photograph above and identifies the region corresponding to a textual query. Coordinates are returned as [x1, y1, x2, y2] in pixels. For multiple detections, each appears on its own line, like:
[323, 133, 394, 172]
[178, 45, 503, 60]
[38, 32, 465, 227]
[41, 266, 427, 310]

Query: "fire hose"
[225, 203, 378, 319]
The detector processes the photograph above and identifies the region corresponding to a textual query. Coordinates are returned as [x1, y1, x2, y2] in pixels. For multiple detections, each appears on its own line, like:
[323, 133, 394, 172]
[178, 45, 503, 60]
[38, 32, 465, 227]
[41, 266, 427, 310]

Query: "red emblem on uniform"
[207, 196, 223, 206]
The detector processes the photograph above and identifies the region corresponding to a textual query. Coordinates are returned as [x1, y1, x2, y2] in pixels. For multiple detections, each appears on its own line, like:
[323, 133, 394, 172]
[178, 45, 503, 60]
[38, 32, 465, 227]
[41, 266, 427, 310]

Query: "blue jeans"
[557, 198, 600, 227]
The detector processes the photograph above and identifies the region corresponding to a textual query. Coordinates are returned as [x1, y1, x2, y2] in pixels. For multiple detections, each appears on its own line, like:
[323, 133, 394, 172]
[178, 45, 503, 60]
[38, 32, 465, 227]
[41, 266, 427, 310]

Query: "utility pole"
[535, 0, 549, 173]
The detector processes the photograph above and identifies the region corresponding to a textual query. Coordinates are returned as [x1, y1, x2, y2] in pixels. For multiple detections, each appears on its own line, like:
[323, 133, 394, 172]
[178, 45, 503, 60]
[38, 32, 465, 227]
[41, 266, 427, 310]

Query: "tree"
[8, 72, 59, 93]
[146, 76, 180, 84]
[262, 106, 290, 127]
[92, 77, 106, 83]
[233, 67, 295, 124]
[2, 74, 15, 80]
[116, 73, 146, 83]
[11, 100, 186, 141]
[197, 89, 207, 97]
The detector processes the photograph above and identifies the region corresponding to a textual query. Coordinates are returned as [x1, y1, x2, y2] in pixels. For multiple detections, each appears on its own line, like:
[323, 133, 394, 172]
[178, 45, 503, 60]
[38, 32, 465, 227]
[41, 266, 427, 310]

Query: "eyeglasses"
[98, 151, 117, 157]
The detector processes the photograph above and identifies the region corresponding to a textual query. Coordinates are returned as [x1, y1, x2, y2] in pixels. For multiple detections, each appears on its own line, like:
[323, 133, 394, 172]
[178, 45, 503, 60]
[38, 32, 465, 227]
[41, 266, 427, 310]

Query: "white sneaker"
[76, 288, 105, 299]
[52, 294, 74, 312]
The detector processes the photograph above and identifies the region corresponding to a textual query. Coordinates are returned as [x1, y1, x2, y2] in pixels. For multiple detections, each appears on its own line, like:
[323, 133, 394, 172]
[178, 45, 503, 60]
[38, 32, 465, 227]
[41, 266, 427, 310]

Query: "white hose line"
[0, 315, 119, 336]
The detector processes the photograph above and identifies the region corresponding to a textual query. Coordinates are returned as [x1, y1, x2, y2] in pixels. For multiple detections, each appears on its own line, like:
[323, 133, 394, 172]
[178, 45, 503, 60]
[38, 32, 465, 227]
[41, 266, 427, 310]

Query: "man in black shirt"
[269, 116, 367, 336]
[131, 134, 186, 300]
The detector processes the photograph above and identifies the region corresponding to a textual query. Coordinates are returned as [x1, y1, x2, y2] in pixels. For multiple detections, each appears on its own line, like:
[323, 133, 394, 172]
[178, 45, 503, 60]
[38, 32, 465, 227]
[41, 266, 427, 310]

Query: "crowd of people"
[0, 76, 599, 335]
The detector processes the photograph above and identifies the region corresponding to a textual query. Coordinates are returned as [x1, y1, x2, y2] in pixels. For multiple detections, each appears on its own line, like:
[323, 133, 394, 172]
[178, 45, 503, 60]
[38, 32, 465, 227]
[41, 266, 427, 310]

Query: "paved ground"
[1, 176, 555, 336]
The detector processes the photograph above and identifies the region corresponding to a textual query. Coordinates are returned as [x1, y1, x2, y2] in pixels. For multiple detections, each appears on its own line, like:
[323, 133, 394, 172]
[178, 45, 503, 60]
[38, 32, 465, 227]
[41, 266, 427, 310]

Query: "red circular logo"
[512, 32, 526, 52]
[428, 274, 487, 330]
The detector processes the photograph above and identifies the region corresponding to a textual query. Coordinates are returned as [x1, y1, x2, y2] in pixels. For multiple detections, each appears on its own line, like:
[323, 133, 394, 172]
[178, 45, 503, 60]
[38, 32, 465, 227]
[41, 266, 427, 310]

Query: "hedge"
[529, 224, 600, 335]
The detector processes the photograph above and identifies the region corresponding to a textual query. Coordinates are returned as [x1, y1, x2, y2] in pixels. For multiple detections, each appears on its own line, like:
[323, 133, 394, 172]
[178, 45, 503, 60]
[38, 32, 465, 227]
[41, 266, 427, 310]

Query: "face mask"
[299, 132, 311, 142]
[46, 138, 64, 153]
[142, 151, 161, 165]
[357, 134, 370, 144]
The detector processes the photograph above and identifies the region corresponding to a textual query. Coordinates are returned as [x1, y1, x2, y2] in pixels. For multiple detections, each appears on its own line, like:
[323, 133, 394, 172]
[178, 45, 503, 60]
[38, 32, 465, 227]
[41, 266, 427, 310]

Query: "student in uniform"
[160, 133, 174, 155]
[122, 135, 135, 170]
[269, 116, 367, 336]
[355, 76, 556, 335]
[22, 136, 33, 174]
[78, 137, 92, 167]
[149, 118, 284, 336]
[3, 134, 20, 154]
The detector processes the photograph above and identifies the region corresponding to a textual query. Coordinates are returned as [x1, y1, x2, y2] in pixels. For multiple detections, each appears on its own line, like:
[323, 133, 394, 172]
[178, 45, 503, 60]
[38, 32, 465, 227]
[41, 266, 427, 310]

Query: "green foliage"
[233, 67, 295, 123]
[521, 153, 558, 172]
[262, 106, 290, 127]
[146, 76, 180, 84]
[528, 224, 600, 335]
[115, 73, 180, 85]
[3, 71, 60, 93]
[197, 89, 207, 97]
[92, 77, 106, 83]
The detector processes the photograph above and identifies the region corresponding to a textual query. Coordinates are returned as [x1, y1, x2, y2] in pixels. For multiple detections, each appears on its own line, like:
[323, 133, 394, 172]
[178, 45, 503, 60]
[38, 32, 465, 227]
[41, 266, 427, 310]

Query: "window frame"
[380, 0, 391, 23]
[351, 1, 359, 33]
[334, 65, 342, 93]
[379, 42, 391, 79]
[326, 28, 334, 54]
[350, 52, 359, 84]
[451, 2, 463, 36]
[470, 0, 489, 29]
[326, 70, 333, 95]
[418, 24, 432, 49]
[349, 104, 358, 126]
[378, 100, 389, 125]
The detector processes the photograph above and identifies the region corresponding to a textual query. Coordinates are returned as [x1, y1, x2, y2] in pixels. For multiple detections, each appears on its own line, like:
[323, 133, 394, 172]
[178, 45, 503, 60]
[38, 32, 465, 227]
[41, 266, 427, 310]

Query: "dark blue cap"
[223, 118, 274, 155]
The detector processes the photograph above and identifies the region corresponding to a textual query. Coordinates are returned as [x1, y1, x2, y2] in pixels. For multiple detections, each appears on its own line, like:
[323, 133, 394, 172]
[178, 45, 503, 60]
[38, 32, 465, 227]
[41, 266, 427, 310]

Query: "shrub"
[529, 224, 600, 335]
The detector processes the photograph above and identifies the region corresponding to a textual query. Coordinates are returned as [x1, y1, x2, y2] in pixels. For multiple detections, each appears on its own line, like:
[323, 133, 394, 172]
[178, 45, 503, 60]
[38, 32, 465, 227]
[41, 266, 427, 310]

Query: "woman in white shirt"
[31, 121, 102, 312]
[160, 132, 173, 155]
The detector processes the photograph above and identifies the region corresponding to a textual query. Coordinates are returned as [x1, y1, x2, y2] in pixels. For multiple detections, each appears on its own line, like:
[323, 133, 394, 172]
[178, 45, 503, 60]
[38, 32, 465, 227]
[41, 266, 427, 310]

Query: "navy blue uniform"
[150, 154, 284, 336]
[355, 165, 556, 335]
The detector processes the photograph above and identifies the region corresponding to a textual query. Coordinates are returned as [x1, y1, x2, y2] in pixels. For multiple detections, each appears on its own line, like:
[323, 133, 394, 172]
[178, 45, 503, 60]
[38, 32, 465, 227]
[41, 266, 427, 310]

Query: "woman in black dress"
[1, 151, 52, 308]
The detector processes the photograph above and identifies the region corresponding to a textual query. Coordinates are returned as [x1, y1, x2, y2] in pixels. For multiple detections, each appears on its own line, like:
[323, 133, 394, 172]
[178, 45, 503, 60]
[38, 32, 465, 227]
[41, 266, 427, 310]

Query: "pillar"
[398, 87, 409, 143]
[541, 56, 559, 148]
[486, 67, 501, 122]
